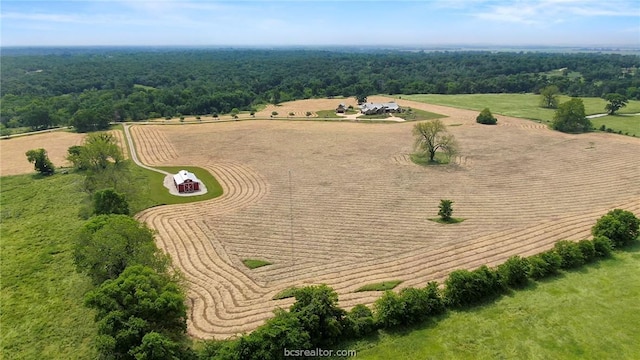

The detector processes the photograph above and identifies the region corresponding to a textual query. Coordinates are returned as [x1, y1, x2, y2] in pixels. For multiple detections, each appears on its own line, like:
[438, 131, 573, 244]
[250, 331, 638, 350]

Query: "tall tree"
[84, 265, 187, 359]
[603, 93, 629, 115]
[73, 214, 168, 284]
[413, 119, 458, 162]
[67, 132, 123, 171]
[552, 98, 592, 133]
[539, 85, 560, 109]
[93, 188, 130, 216]
[25, 148, 55, 175]
[289, 285, 346, 347]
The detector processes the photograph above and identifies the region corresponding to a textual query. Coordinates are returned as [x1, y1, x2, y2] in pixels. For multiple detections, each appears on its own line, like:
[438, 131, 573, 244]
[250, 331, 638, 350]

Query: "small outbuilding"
[173, 170, 201, 193]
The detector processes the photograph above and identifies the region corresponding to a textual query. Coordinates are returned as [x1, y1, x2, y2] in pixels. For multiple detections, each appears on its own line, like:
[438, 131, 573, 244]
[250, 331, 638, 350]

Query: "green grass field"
[398, 94, 640, 134]
[356, 281, 403, 292]
[351, 245, 640, 359]
[242, 259, 273, 269]
[589, 115, 640, 136]
[395, 108, 447, 122]
[1, 173, 98, 359]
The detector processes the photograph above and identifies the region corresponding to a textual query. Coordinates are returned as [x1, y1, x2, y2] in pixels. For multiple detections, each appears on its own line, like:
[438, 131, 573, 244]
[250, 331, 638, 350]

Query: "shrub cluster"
[592, 209, 640, 248]
[476, 108, 498, 125]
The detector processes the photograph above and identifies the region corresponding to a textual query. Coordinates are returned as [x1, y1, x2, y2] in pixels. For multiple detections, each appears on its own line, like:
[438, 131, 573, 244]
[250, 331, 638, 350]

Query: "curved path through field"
[128, 98, 640, 339]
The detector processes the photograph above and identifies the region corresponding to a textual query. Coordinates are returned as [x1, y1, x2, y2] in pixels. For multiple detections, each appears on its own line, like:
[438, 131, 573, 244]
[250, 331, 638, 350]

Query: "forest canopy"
[1, 49, 638, 130]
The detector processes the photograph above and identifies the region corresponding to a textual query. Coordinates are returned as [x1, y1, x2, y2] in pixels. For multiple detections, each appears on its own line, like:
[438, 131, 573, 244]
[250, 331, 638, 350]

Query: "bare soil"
[0, 132, 85, 176]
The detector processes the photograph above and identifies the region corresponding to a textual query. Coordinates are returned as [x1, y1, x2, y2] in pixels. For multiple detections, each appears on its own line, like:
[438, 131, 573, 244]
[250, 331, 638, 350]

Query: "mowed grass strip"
[395, 108, 447, 121]
[352, 246, 640, 359]
[355, 281, 403, 292]
[400, 93, 640, 126]
[590, 115, 640, 136]
[272, 287, 300, 300]
[316, 110, 344, 118]
[242, 259, 272, 269]
[0, 173, 98, 359]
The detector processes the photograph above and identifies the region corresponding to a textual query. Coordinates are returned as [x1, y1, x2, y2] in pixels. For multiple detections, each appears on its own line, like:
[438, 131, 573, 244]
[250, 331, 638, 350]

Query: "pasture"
[353, 245, 640, 359]
[399, 93, 640, 133]
[126, 96, 640, 339]
[0, 173, 98, 359]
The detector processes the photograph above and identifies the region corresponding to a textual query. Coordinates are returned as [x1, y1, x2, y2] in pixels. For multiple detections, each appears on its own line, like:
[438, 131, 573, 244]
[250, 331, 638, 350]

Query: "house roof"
[173, 170, 200, 185]
[359, 102, 400, 112]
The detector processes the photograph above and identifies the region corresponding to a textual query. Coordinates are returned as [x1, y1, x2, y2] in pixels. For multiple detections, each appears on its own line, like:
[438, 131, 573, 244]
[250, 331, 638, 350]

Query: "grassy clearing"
[399, 93, 640, 126]
[272, 287, 300, 300]
[351, 245, 640, 359]
[590, 115, 640, 136]
[410, 152, 451, 165]
[355, 281, 403, 292]
[428, 217, 465, 224]
[395, 108, 447, 121]
[316, 110, 343, 118]
[1, 173, 98, 359]
[242, 259, 272, 269]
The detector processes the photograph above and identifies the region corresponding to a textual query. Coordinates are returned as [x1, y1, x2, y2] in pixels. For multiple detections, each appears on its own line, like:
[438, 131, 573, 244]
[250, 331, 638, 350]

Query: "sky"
[1, 0, 639, 47]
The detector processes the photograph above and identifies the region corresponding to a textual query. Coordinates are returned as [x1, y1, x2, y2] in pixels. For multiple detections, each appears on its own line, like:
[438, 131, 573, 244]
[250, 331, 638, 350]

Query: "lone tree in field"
[476, 108, 498, 125]
[438, 199, 454, 222]
[552, 98, 592, 133]
[25, 148, 55, 175]
[539, 85, 560, 109]
[413, 119, 458, 162]
[603, 93, 628, 115]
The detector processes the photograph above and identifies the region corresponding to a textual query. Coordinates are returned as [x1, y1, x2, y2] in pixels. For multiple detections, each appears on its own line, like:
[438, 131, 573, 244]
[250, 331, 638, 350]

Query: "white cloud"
[473, 0, 639, 25]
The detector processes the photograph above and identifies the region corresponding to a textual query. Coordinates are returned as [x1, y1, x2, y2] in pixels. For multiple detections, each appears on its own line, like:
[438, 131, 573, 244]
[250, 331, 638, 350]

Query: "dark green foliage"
[289, 285, 346, 347]
[25, 148, 55, 175]
[476, 108, 498, 124]
[2, 50, 639, 130]
[592, 209, 640, 248]
[71, 108, 111, 132]
[443, 266, 502, 308]
[552, 98, 592, 133]
[554, 241, 586, 269]
[93, 188, 129, 216]
[374, 291, 405, 329]
[84, 265, 187, 360]
[398, 283, 445, 325]
[68, 132, 124, 172]
[526, 250, 563, 280]
[592, 236, 614, 258]
[438, 199, 454, 221]
[423, 281, 446, 316]
[577, 239, 596, 263]
[344, 304, 376, 338]
[603, 93, 629, 115]
[497, 255, 530, 288]
[21, 102, 55, 130]
[73, 215, 168, 284]
[130, 332, 190, 360]
[236, 309, 311, 360]
[399, 287, 432, 325]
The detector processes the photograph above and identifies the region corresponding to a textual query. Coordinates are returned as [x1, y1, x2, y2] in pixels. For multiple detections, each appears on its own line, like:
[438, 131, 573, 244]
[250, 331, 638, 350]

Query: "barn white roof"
[173, 170, 200, 185]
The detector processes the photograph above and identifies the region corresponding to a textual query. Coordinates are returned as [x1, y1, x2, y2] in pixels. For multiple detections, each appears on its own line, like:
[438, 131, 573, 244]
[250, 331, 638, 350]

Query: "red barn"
[173, 170, 201, 193]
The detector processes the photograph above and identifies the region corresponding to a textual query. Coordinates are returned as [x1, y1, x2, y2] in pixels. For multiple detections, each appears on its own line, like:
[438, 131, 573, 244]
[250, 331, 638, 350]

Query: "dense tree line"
[1, 49, 638, 130]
